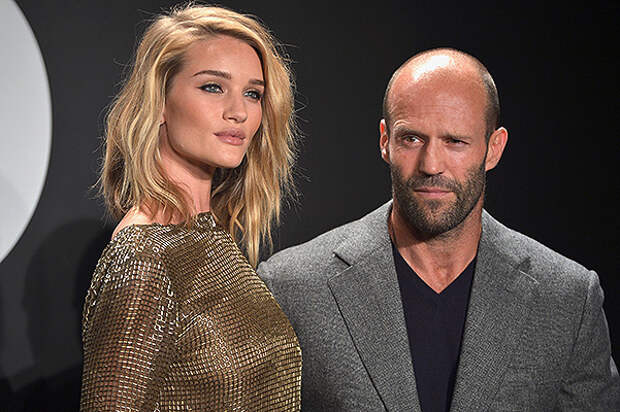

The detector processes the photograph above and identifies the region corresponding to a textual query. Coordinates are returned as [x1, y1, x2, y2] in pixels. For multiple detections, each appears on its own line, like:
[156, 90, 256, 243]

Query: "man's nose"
[223, 94, 248, 123]
[417, 139, 444, 176]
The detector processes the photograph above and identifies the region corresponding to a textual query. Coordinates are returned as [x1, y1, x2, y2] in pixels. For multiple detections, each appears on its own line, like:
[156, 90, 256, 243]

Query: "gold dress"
[81, 212, 301, 411]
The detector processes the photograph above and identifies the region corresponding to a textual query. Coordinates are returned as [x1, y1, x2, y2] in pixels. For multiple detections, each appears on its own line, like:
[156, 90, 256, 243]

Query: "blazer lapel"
[450, 211, 539, 412]
[327, 203, 421, 412]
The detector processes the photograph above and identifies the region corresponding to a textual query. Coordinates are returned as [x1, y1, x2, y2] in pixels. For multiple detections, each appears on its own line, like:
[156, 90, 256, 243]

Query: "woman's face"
[161, 35, 264, 174]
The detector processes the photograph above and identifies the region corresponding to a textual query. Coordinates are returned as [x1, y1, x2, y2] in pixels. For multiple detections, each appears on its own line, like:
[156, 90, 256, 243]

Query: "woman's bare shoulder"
[111, 208, 155, 240]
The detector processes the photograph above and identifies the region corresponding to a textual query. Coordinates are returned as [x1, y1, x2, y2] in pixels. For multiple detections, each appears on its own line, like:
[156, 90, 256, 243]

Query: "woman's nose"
[223, 95, 248, 123]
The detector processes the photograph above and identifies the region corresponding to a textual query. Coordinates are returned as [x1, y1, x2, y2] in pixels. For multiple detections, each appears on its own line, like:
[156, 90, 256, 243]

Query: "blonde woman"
[81, 4, 301, 411]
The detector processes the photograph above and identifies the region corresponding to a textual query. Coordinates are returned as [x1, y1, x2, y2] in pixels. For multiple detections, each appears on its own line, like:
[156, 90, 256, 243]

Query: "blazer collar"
[449, 210, 539, 412]
[328, 204, 540, 412]
[328, 202, 538, 411]
[328, 201, 422, 412]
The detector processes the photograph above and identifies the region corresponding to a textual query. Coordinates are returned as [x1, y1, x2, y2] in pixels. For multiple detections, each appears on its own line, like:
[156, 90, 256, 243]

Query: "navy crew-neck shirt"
[392, 244, 475, 412]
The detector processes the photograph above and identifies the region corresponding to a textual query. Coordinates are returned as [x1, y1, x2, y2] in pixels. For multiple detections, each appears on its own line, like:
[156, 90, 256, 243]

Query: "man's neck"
[390, 203, 482, 293]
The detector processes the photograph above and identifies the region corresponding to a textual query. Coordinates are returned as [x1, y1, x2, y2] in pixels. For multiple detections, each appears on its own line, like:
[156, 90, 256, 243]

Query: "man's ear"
[485, 127, 508, 171]
[379, 119, 390, 163]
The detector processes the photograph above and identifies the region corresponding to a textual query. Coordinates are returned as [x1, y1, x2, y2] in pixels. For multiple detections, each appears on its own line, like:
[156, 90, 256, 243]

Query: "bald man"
[258, 49, 619, 411]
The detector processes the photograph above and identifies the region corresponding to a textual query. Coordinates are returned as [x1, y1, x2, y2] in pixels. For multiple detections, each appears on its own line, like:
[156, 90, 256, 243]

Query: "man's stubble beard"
[390, 160, 486, 238]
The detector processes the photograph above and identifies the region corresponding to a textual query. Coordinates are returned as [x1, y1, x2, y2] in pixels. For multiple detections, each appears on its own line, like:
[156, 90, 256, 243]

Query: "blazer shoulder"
[482, 211, 596, 294]
[259, 202, 392, 282]
[259, 218, 361, 281]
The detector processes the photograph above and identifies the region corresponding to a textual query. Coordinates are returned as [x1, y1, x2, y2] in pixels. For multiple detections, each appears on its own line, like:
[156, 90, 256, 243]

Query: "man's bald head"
[382, 48, 500, 139]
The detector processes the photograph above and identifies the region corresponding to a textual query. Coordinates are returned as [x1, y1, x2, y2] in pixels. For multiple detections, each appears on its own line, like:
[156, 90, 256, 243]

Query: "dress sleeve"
[81, 250, 177, 411]
[557, 270, 620, 411]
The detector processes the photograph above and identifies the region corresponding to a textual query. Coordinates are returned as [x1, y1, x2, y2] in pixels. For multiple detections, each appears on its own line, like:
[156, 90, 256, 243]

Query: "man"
[258, 49, 619, 411]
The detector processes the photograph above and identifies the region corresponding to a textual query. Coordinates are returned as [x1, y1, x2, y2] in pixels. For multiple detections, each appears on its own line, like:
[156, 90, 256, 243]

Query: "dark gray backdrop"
[1, 0, 618, 410]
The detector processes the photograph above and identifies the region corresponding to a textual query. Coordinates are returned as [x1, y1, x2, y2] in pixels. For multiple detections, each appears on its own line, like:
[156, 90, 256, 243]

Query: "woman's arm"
[81, 252, 177, 411]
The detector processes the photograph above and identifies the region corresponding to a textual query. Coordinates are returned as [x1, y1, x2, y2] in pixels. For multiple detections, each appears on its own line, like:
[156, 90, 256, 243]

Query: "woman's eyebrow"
[193, 69, 265, 87]
[193, 69, 230, 79]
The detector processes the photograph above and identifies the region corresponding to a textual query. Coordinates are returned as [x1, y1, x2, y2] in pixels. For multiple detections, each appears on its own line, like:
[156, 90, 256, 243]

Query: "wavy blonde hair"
[100, 4, 297, 266]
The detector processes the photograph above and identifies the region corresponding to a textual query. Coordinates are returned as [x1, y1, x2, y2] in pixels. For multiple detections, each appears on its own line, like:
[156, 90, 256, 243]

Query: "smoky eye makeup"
[199, 83, 223, 93]
[244, 89, 263, 100]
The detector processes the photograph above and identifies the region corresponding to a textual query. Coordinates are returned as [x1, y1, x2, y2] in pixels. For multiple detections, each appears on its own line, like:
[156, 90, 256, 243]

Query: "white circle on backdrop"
[0, 0, 52, 265]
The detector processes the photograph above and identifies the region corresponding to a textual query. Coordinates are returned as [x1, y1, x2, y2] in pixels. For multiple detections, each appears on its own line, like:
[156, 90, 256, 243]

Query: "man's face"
[390, 155, 486, 237]
[380, 70, 503, 237]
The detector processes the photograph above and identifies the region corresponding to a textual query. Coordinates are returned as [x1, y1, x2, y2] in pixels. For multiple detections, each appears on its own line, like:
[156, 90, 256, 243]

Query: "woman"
[81, 4, 301, 411]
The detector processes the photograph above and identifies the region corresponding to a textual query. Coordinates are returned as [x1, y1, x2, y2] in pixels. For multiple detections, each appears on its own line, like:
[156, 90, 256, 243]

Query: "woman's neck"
[158, 132, 215, 215]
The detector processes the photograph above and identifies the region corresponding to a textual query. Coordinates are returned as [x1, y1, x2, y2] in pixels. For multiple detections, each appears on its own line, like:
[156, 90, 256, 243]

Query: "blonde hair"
[100, 4, 297, 266]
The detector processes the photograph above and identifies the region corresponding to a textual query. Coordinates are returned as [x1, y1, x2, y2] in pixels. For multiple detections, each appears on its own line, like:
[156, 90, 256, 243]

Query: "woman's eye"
[245, 90, 262, 101]
[200, 83, 222, 93]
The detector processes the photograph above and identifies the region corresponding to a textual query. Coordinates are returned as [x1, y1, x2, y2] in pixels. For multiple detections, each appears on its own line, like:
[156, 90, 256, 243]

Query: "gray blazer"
[258, 202, 619, 411]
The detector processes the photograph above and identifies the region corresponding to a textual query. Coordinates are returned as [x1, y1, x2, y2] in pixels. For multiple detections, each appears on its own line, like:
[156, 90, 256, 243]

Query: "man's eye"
[245, 90, 262, 101]
[403, 135, 421, 143]
[449, 138, 466, 145]
[200, 83, 222, 93]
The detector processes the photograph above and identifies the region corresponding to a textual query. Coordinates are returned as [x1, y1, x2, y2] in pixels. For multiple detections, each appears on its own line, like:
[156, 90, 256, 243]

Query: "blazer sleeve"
[557, 270, 620, 411]
[81, 252, 178, 411]
[257, 260, 275, 292]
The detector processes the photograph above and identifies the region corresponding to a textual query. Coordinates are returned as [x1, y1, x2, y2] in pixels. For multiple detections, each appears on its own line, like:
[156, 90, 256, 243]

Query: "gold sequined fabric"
[81, 212, 301, 411]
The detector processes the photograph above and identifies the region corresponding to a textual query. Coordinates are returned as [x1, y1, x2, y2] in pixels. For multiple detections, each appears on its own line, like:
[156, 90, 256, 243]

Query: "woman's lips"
[215, 129, 245, 146]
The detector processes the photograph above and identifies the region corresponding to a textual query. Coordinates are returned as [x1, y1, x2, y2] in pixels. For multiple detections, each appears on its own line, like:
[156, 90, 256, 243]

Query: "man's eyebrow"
[393, 127, 429, 140]
[393, 127, 472, 141]
[193, 69, 265, 87]
[443, 133, 472, 141]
